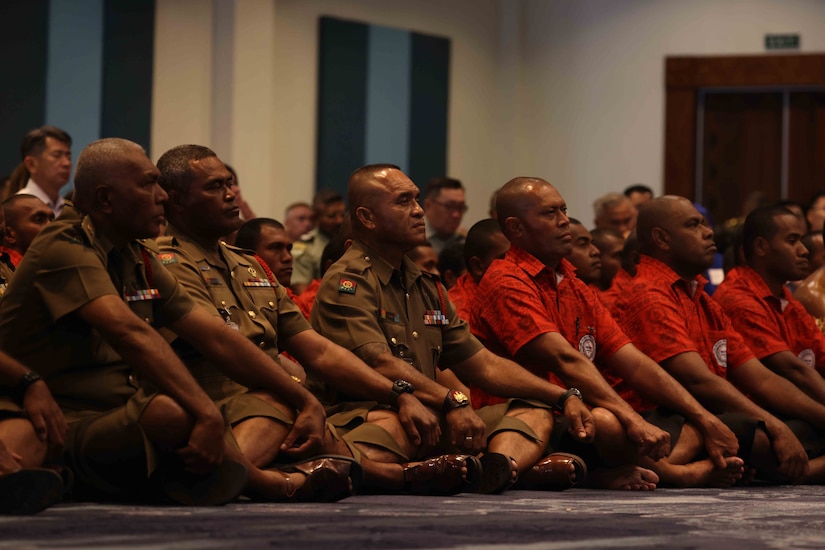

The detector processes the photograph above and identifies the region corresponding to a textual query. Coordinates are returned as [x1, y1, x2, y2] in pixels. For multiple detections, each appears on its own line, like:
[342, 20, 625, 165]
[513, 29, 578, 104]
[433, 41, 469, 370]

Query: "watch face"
[451, 390, 469, 405]
[393, 380, 415, 394]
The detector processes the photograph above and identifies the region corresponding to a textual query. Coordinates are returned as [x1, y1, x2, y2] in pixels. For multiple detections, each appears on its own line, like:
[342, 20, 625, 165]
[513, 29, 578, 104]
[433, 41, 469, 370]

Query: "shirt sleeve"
[477, 266, 558, 358]
[716, 292, 792, 359]
[618, 281, 702, 364]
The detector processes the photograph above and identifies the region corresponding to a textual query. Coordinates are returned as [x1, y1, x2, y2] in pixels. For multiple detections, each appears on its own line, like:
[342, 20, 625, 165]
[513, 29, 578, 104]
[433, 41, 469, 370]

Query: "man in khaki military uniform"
[155, 145, 439, 500]
[310, 164, 600, 495]
[0, 138, 312, 505]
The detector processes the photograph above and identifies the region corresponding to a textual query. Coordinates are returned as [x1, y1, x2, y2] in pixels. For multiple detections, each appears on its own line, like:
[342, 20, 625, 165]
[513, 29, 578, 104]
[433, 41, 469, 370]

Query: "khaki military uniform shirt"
[0, 207, 196, 413]
[310, 240, 482, 400]
[154, 225, 311, 400]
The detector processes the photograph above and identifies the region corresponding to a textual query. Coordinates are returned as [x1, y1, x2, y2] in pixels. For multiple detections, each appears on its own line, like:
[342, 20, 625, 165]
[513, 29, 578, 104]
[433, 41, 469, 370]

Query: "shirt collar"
[506, 245, 570, 285]
[20, 179, 65, 215]
[738, 265, 791, 312]
[639, 255, 707, 298]
[350, 240, 424, 289]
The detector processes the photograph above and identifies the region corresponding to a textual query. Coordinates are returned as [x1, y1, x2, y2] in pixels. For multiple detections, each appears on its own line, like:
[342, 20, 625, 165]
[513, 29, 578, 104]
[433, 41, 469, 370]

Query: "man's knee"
[140, 395, 192, 437]
[591, 407, 622, 436]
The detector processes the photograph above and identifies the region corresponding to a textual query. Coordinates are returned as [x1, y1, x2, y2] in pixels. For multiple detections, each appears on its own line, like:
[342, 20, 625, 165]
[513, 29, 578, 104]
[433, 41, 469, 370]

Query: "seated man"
[590, 227, 625, 296]
[291, 190, 347, 294]
[593, 192, 636, 238]
[235, 218, 295, 292]
[0, 138, 316, 505]
[157, 146, 441, 499]
[472, 178, 746, 488]
[616, 195, 825, 483]
[311, 164, 597, 495]
[0, 349, 66, 514]
[436, 243, 465, 291]
[407, 243, 440, 276]
[3, 194, 54, 261]
[794, 225, 825, 332]
[447, 219, 510, 322]
[566, 218, 602, 289]
[714, 205, 825, 404]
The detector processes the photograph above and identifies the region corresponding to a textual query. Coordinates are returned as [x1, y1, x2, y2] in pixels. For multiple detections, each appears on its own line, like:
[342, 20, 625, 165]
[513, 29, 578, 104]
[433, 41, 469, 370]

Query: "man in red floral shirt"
[616, 195, 825, 483]
[471, 178, 747, 488]
[714, 205, 825, 403]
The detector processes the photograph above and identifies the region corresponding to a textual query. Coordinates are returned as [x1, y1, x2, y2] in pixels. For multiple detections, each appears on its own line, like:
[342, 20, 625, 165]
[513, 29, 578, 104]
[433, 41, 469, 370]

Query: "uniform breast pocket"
[381, 321, 414, 365]
[424, 326, 443, 367]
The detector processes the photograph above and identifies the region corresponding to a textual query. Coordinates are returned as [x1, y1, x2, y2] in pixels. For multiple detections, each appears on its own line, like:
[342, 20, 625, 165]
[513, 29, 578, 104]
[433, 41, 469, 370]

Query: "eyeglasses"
[431, 200, 468, 213]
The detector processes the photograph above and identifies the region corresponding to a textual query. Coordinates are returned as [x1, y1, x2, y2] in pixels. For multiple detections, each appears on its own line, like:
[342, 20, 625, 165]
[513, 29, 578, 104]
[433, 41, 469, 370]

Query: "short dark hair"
[20, 125, 72, 159]
[591, 227, 624, 248]
[623, 184, 653, 198]
[235, 218, 285, 251]
[568, 217, 583, 226]
[423, 177, 463, 201]
[438, 243, 465, 278]
[464, 218, 503, 269]
[742, 205, 798, 261]
[156, 144, 217, 195]
[312, 188, 345, 211]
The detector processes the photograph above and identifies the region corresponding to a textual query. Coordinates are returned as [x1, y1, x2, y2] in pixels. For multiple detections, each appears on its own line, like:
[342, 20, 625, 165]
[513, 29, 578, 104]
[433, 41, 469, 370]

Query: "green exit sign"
[765, 34, 800, 50]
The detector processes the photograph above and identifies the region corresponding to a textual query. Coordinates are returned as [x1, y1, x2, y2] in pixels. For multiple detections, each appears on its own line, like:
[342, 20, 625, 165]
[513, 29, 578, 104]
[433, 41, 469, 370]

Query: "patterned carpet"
[2, 486, 825, 549]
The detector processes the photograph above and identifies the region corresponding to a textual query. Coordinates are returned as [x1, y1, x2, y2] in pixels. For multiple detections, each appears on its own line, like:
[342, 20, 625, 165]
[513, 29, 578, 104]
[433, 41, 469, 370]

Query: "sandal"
[0, 469, 64, 515]
[514, 452, 587, 491]
[277, 454, 362, 503]
[476, 452, 517, 494]
[402, 454, 481, 496]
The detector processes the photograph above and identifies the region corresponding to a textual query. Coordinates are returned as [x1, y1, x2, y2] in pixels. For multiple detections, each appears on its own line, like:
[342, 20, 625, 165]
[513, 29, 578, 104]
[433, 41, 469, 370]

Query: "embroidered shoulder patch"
[338, 278, 357, 294]
[158, 252, 178, 265]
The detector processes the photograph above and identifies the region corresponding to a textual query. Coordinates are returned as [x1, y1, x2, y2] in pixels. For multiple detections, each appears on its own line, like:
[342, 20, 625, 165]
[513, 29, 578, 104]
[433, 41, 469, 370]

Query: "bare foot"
[658, 457, 745, 488]
[588, 465, 659, 491]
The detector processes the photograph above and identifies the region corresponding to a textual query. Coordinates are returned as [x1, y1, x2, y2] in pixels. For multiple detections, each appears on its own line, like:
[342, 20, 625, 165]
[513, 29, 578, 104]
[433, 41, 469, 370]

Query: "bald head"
[636, 195, 690, 254]
[348, 163, 401, 234]
[74, 138, 146, 213]
[637, 195, 717, 278]
[495, 177, 551, 233]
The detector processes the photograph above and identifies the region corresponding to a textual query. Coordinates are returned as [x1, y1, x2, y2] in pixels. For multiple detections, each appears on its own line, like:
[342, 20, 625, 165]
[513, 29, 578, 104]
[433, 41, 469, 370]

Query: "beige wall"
[152, 0, 825, 226]
[516, 0, 825, 222]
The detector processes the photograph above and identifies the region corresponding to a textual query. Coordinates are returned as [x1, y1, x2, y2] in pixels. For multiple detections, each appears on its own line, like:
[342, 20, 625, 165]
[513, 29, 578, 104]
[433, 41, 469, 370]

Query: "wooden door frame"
[664, 53, 825, 198]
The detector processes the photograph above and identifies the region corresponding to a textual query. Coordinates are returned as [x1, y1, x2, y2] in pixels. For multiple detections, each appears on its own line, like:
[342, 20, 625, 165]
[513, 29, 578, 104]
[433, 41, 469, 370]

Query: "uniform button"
[231, 272, 236, 278]
[221, 300, 227, 307]
[412, 331, 419, 339]
[437, 345, 442, 352]
[258, 341, 266, 348]
[398, 350, 405, 357]
[268, 301, 275, 307]
[128, 374, 136, 385]
[248, 311, 256, 319]
[144, 317, 150, 323]
[365, 256, 371, 262]
[391, 337, 397, 345]
[406, 293, 410, 300]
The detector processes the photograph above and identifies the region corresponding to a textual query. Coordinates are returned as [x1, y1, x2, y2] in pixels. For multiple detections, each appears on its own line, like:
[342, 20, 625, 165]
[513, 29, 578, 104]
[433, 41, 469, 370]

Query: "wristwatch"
[442, 389, 470, 413]
[15, 370, 42, 400]
[390, 379, 415, 402]
[554, 387, 583, 412]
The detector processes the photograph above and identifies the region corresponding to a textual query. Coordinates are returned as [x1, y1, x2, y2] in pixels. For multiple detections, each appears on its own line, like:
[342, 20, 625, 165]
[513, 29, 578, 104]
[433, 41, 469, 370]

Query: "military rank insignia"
[338, 278, 357, 294]
[244, 278, 273, 287]
[124, 288, 161, 301]
[158, 252, 178, 265]
[423, 310, 448, 326]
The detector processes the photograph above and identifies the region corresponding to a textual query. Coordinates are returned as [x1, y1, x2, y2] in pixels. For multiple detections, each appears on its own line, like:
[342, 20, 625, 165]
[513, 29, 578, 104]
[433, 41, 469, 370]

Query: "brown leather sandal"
[0, 469, 64, 515]
[402, 454, 482, 496]
[515, 452, 587, 491]
[277, 455, 363, 503]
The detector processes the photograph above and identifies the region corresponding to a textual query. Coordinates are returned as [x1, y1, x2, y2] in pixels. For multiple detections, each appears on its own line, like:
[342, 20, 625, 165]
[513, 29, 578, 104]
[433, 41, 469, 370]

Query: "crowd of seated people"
[4, 125, 825, 515]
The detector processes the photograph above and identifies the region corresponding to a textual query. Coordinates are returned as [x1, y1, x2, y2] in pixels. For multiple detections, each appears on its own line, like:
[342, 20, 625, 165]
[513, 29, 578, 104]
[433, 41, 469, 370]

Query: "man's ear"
[355, 206, 375, 230]
[651, 227, 670, 250]
[503, 216, 522, 239]
[467, 256, 483, 281]
[22, 155, 37, 173]
[753, 236, 770, 258]
[94, 186, 113, 214]
[4, 227, 16, 247]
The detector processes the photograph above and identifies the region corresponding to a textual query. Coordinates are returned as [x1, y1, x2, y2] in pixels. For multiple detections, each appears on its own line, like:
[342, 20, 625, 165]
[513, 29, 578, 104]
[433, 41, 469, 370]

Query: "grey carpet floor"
[2, 486, 825, 549]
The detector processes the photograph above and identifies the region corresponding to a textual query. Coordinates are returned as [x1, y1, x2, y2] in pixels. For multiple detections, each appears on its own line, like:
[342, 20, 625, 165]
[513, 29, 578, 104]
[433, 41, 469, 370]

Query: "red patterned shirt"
[615, 256, 754, 388]
[470, 246, 630, 407]
[447, 272, 478, 323]
[293, 278, 321, 320]
[714, 266, 825, 374]
[602, 268, 633, 318]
